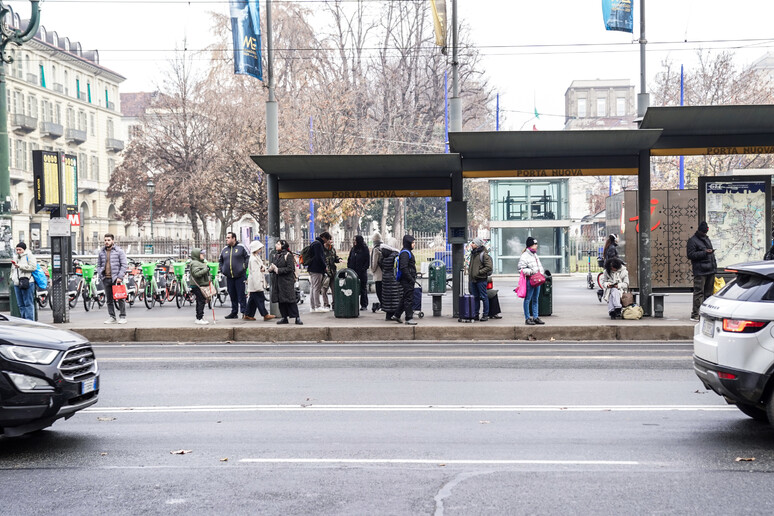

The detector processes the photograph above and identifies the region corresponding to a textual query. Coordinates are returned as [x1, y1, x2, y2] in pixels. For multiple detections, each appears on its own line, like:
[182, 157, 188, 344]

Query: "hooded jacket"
[687, 226, 717, 276]
[189, 248, 211, 288]
[347, 235, 370, 276]
[12, 248, 37, 287]
[219, 241, 249, 279]
[270, 248, 297, 304]
[468, 245, 493, 282]
[370, 233, 383, 282]
[247, 240, 268, 292]
[379, 240, 401, 312]
[307, 237, 327, 274]
[398, 235, 417, 284]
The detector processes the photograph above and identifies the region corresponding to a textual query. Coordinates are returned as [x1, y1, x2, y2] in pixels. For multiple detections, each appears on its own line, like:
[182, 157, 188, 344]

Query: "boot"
[263, 314, 276, 321]
[295, 318, 303, 325]
[276, 318, 289, 325]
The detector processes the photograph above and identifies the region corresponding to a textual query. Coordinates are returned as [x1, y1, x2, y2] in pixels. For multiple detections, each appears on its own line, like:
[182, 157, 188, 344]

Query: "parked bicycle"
[206, 261, 228, 306]
[68, 260, 85, 308]
[35, 264, 51, 309]
[141, 260, 169, 309]
[173, 260, 195, 309]
[81, 264, 106, 312]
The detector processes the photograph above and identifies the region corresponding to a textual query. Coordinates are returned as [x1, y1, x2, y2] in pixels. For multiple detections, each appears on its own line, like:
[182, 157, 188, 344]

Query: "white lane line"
[238, 458, 639, 465]
[94, 355, 689, 362]
[83, 404, 735, 414]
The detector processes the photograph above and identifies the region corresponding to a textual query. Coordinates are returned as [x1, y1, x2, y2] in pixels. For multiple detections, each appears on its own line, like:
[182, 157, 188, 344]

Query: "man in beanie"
[687, 221, 716, 321]
[468, 238, 493, 321]
[11, 242, 37, 320]
[370, 232, 384, 309]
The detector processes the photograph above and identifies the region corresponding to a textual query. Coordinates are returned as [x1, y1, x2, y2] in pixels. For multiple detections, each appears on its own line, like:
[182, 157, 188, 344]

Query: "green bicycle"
[173, 261, 196, 309]
[142, 261, 168, 309]
[206, 262, 229, 306]
[81, 264, 106, 312]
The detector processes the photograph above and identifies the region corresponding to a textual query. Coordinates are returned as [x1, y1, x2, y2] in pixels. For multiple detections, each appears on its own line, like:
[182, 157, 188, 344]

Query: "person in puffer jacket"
[518, 236, 545, 326]
[244, 240, 275, 322]
[393, 235, 417, 325]
[189, 248, 211, 325]
[379, 238, 401, 321]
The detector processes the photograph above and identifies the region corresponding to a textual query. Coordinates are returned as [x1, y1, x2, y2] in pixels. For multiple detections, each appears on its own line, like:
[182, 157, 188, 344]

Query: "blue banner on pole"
[601, 0, 633, 33]
[230, 0, 263, 80]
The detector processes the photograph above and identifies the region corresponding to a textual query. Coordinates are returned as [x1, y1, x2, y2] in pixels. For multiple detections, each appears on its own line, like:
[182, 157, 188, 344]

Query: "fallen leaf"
[479, 420, 491, 424]
[735, 457, 755, 462]
[97, 417, 116, 422]
[550, 337, 555, 341]
[438, 463, 446, 467]
[170, 450, 193, 455]
[220, 458, 228, 462]
[694, 390, 707, 394]
[100, 452, 108, 456]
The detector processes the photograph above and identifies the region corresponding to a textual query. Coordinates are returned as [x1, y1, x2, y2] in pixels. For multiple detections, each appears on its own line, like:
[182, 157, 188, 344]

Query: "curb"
[69, 324, 695, 343]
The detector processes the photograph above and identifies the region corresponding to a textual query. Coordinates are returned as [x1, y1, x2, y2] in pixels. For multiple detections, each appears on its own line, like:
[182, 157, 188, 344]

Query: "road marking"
[83, 404, 734, 414]
[95, 355, 690, 362]
[238, 458, 639, 466]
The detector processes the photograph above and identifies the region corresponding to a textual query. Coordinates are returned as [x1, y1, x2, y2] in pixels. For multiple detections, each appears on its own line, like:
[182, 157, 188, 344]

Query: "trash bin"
[538, 270, 553, 316]
[333, 268, 360, 318]
[428, 260, 447, 294]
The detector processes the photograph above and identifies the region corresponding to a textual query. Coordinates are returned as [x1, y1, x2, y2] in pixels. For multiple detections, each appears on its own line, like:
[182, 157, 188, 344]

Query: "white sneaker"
[195, 319, 209, 325]
[321, 307, 331, 313]
[117, 318, 127, 325]
[104, 318, 117, 324]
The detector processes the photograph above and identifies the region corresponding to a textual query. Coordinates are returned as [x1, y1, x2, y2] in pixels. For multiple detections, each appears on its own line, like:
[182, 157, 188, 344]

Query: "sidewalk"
[32, 275, 697, 343]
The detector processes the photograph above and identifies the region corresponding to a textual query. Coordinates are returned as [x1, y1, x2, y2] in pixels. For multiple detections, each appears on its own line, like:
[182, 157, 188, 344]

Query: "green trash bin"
[333, 268, 360, 318]
[538, 270, 553, 317]
[428, 260, 447, 294]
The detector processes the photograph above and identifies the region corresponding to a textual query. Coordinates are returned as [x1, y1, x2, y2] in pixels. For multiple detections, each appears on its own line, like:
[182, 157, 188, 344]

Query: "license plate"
[81, 377, 98, 395]
[702, 318, 715, 338]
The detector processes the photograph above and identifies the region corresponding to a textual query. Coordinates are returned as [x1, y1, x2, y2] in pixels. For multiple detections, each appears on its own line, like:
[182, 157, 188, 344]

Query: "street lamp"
[146, 179, 155, 241]
[620, 176, 629, 191]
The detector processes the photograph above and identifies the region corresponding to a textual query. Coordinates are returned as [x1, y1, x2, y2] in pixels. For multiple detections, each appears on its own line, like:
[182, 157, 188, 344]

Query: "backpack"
[622, 304, 644, 320]
[300, 245, 313, 266]
[395, 249, 412, 281]
[31, 264, 48, 290]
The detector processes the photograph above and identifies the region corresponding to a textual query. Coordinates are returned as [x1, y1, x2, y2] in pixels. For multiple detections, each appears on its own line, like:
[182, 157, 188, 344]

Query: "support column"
[638, 150, 652, 316]
[267, 173, 280, 245]
[451, 169, 464, 318]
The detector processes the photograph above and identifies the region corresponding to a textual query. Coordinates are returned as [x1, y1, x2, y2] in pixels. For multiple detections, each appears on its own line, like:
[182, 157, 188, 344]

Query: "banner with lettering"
[230, 0, 263, 80]
[429, 0, 447, 52]
[601, 0, 633, 33]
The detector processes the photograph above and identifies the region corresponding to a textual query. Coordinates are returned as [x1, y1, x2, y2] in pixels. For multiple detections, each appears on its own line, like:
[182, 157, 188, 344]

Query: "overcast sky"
[28, 0, 774, 131]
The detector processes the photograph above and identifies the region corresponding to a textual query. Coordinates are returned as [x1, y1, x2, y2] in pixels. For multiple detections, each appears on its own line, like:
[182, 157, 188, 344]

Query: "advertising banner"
[230, 0, 263, 81]
[429, 0, 447, 50]
[602, 0, 633, 33]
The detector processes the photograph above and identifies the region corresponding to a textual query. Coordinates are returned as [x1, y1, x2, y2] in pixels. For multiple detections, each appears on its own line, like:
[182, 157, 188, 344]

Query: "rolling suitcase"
[413, 283, 424, 318]
[458, 272, 475, 323]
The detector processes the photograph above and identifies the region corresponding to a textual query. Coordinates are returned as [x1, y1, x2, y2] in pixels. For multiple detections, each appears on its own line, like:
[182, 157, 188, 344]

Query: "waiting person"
[393, 235, 417, 325]
[219, 231, 249, 319]
[468, 237, 493, 322]
[97, 234, 127, 325]
[347, 235, 370, 311]
[602, 234, 619, 267]
[379, 237, 401, 321]
[518, 236, 545, 326]
[244, 240, 275, 321]
[269, 240, 302, 325]
[308, 231, 331, 313]
[602, 257, 629, 319]
[687, 221, 716, 322]
[189, 248, 211, 325]
[322, 241, 342, 310]
[370, 232, 384, 308]
[11, 242, 36, 321]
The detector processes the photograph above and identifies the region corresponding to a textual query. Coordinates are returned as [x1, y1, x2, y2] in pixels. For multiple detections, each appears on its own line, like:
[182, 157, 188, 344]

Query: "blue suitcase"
[458, 272, 475, 322]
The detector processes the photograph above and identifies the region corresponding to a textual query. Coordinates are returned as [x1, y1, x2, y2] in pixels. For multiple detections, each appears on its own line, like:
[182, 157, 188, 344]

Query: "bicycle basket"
[173, 262, 186, 278]
[141, 263, 156, 279]
[81, 264, 95, 282]
[207, 262, 219, 281]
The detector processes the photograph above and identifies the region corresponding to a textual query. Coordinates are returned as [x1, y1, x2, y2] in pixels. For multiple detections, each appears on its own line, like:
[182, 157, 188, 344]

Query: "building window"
[78, 110, 87, 132]
[108, 158, 115, 178]
[55, 103, 62, 124]
[67, 107, 75, 129]
[107, 118, 114, 139]
[79, 152, 88, 180]
[91, 156, 100, 181]
[12, 90, 23, 115]
[577, 98, 587, 118]
[27, 95, 37, 118]
[64, 70, 69, 96]
[616, 97, 626, 116]
[597, 97, 606, 117]
[90, 113, 95, 136]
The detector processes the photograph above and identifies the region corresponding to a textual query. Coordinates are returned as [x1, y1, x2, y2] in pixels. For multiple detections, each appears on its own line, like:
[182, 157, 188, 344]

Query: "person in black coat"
[347, 235, 370, 310]
[602, 234, 619, 266]
[687, 221, 717, 321]
[379, 238, 401, 321]
[269, 240, 302, 325]
[393, 235, 417, 325]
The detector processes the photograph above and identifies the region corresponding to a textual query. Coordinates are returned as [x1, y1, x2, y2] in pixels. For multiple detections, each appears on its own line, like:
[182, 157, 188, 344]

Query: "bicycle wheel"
[176, 290, 185, 309]
[597, 272, 604, 290]
[83, 291, 94, 312]
[144, 284, 155, 309]
[217, 290, 228, 306]
[137, 278, 146, 301]
[97, 292, 106, 308]
[167, 279, 178, 302]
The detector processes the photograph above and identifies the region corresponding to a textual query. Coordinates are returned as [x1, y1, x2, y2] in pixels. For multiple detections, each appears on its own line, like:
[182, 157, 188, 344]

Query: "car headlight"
[0, 345, 59, 365]
[5, 372, 54, 392]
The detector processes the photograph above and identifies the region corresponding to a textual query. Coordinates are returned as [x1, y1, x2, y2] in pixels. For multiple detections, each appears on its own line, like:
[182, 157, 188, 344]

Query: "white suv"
[693, 261, 774, 426]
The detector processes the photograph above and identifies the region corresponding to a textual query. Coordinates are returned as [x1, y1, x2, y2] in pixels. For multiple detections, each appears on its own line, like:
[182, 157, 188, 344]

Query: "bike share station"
[254, 105, 774, 321]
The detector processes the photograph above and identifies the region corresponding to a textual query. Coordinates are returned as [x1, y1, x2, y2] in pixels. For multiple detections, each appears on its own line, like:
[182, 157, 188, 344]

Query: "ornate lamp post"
[146, 179, 155, 241]
[620, 176, 629, 192]
[0, 1, 41, 312]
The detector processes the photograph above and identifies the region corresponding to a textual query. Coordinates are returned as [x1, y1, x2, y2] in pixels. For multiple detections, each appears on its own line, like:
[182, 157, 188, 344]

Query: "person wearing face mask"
[268, 240, 302, 325]
[518, 236, 545, 326]
[687, 221, 717, 322]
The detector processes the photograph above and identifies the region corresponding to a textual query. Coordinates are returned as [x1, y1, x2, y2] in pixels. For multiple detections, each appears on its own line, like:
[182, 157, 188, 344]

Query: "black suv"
[0, 315, 99, 436]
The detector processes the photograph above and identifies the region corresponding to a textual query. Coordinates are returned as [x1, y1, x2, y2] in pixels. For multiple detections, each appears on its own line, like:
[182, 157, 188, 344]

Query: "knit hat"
[15, 242, 26, 250]
[249, 240, 264, 254]
[472, 237, 484, 247]
[698, 221, 709, 233]
[526, 236, 537, 248]
[372, 232, 382, 244]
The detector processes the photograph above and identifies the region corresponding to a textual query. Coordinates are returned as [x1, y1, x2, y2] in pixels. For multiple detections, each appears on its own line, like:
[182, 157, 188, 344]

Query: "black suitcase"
[458, 272, 475, 322]
[412, 284, 424, 318]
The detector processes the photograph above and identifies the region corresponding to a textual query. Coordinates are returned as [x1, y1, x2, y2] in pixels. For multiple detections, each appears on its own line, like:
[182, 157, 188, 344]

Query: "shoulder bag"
[529, 271, 546, 287]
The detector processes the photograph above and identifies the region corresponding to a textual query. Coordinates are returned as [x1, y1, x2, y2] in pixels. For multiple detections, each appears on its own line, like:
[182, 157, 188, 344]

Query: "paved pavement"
[28, 274, 698, 342]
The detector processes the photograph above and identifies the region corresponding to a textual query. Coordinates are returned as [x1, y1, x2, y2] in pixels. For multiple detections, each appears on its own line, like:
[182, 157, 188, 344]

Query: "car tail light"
[722, 319, 767, 333]
[718, 372, 737, 380]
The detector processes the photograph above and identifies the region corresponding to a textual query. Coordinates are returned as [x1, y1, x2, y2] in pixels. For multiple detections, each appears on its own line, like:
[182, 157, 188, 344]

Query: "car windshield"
[716, 273, 774, 302]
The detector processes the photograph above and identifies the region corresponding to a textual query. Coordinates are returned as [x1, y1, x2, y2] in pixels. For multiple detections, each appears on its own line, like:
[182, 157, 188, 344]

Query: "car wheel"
[737, 402, 769, 423]
[766, 392, 774, 428]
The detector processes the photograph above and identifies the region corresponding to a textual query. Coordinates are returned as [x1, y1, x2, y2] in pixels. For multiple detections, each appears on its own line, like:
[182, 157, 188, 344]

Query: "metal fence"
[569, 236, 606, 273]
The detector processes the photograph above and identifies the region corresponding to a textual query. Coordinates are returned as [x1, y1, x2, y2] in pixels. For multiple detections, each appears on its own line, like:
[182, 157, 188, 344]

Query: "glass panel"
[577, 98, 586, 118]
[597, 97, 606, 117]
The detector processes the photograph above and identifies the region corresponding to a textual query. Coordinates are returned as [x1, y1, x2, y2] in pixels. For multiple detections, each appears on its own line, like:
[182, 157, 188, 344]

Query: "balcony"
[105, 138, 124, 153]
[52, 82, 64, 94]
[26, 73, 38, 85]
[107, 101, 116, 111]
[39, 121, 64, 140]
[11, 113, 37, 134]
[65, 128, 87, 144]
[9, 166, 27, 185]
[77, 91, 87, 101]
[78, 178, 99, 193]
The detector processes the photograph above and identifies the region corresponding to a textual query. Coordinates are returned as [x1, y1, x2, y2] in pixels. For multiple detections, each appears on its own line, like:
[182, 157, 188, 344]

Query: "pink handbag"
[529, 271, 546, 287]
[515, 270, 528, 298]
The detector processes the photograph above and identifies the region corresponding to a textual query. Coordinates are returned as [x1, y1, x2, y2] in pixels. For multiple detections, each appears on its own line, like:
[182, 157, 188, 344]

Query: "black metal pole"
[638, 150, 652, 316]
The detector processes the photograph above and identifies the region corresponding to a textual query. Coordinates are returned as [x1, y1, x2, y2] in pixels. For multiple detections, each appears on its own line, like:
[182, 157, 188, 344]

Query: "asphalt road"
[2, 342, 774, 515]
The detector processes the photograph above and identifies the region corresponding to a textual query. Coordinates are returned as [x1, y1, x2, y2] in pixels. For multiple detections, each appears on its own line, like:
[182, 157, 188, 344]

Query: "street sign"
[49, 217, 71, 237]
[68, 213, 81, 226]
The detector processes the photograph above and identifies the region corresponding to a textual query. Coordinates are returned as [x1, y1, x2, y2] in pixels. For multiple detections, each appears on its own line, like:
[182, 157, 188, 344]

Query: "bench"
[649, 293, 668, 318]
